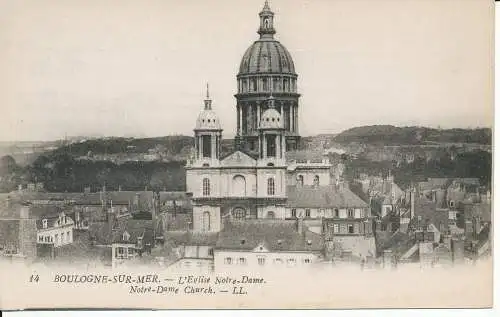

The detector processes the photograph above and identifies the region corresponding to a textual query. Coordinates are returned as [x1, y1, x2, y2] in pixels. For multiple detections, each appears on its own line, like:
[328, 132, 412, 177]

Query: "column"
[211, 134, 216, 159]
[237, 104, 240, 134]
[294, 104, 298, 133]
[280, 102, 284, 116]
[257, 102, 261, 127]
[275, 133, 280, 158]
[194, 135, 198, 159]
[263, 133, 267, 158]
[281, 133, 286, 158]
[239, 104, 244, 134]
[198, 136, 202, 158]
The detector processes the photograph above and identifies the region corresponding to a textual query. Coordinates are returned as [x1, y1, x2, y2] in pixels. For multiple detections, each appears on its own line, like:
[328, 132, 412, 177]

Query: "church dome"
[259, 96, 283, 130]
[195, 110, 221, 130]
[239, 40, 296, 75]
[194, 84, 222, 131]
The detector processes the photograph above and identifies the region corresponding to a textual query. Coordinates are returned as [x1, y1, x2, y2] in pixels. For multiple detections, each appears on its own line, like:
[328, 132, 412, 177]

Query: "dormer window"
[277, 239, 283, 246]
[42, 219, 48, 229]
[240, 239, 246, 245]
[123, 231, 130, 241]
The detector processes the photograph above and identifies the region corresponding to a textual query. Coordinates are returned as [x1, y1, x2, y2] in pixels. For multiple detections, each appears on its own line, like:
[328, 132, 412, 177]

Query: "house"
[163, 231, 219, 272]
[36, 211, 75, 248]
[214, 219, 323, 271]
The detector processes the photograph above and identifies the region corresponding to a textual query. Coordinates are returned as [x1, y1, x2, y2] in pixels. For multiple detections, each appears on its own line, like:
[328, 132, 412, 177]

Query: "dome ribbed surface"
[239, 40, 296, 75]
[195, 110, 221, 130]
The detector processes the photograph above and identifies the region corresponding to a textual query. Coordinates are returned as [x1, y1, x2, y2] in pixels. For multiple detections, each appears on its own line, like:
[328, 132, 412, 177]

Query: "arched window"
[267, 211, 275, 219]
[202, 211, 211, 232]
[313, 175, 320, 186]
[232, 207, 246, 220]
[232, 175, 246, 197]
[267, 178, 275, 196]
[202, 178, 210, 196]
[297, 175, 304, 187]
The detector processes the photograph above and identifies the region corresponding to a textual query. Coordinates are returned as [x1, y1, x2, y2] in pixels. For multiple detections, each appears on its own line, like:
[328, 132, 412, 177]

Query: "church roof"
[239, 39, 296, 75]
[238, 2, 296, 76]
[286, 185, 369, 209]
[216, 220, 322, 252]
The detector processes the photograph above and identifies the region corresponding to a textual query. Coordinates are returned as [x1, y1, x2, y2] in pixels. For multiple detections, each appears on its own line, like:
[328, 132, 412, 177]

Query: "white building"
[36, 211, 74, 247]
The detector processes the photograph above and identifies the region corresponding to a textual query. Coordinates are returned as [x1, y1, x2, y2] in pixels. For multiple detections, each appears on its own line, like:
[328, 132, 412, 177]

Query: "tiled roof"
[216, 220, 323, 252]
[418, 178, 450, 191]
[111, 219, 154, 244]
[285, 150, 327, 163]
[286, 185, 368, 208]
[164, 231, 219, 246]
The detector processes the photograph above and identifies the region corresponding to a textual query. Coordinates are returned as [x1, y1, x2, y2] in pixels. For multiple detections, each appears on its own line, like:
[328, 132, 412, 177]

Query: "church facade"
[185, 1, 375, 263]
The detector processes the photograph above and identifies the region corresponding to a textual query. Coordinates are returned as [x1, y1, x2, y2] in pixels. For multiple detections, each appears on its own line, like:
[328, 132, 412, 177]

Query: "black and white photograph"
[0, 0, 494, 310]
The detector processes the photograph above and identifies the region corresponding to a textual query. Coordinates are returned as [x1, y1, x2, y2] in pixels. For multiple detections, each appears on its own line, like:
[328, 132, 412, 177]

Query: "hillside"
[333, 125, 491, 145]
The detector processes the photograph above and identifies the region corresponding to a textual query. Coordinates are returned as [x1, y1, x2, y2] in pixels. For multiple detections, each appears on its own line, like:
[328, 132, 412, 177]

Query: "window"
[313, 175, 320, 186]
[232, 208, 246, 219]
[297, 175, 304, 187]
[258, 257, 266, 266]
[38, 236, 43, 242]
[319, 209, 325, 218]
[348, 224, 354, 234]
[267, 178, 275, 196]
[381, 223, 387, 231]
[202, 211, 211, 232]
[67, 231, 70, 241]
[291, 209, 297, 218]
[348, 209, 354, 218]
[335, 209, 339, 217]
[287, 258, 296, 267]
[238, 257, 247, 265]
[42, 219, 48, 229]
[274, 258, 283, 265]
[224, 257, 232, 265]
[55, 234, 58, 244]
[304, 258, 311, 264]
[232, 175, 246, 196]
[305, 209, 311, 218]
[267, 211, 275, 219]
[266, 134, 277, 157]
[202, 135, 211, 158]
[202, 178, 210, 196]
[208, 249, 214, 257]
[333, 223, 340, 233]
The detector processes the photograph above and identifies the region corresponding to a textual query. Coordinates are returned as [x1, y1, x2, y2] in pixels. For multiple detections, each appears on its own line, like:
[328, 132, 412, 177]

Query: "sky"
[0, 0, 494, 141]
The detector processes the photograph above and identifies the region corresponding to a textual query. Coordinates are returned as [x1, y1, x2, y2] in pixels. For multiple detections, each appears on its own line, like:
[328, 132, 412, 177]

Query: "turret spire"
[258, 1, 275, 38]
[204, 83, 212, 110]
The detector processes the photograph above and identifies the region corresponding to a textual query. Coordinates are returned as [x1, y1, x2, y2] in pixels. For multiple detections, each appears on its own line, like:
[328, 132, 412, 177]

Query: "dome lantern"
[258, 1, 276, 39]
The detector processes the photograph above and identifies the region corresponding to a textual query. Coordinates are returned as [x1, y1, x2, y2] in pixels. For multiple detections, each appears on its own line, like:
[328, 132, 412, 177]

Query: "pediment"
[221, 151, 256, 167]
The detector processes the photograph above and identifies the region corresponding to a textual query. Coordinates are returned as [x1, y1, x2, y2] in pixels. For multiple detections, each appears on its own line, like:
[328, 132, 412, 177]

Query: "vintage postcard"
[0, 0, 494, 310]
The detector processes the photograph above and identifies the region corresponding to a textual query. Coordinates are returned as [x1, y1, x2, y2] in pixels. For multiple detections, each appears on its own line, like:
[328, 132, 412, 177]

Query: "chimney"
[6, 196, 11, 208]
[107, 208, 115, 244]
[410, 190, 416, 219]
[118, 185, 122, 192]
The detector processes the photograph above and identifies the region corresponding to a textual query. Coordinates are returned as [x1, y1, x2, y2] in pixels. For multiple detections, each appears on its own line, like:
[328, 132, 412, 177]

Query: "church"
[185, 1, 375, 264]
